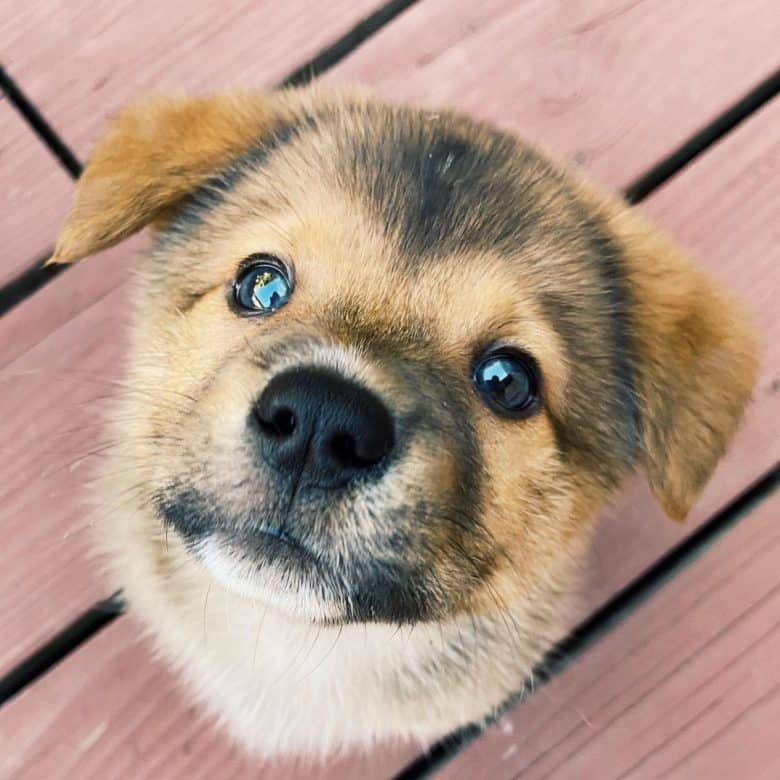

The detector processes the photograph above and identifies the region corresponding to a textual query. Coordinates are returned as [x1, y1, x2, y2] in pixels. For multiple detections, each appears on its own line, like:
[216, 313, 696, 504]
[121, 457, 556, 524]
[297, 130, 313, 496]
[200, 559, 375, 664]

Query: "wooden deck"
[0, 1, 778, 777]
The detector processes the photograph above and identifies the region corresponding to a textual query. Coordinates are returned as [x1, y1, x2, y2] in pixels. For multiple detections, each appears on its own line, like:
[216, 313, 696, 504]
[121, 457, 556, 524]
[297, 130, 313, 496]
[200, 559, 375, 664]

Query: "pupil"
[478, 356, 532, 410]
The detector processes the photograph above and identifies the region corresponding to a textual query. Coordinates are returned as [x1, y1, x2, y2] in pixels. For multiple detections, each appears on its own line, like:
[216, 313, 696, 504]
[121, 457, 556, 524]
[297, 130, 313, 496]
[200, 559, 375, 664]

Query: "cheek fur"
[470, 411, 585, 601]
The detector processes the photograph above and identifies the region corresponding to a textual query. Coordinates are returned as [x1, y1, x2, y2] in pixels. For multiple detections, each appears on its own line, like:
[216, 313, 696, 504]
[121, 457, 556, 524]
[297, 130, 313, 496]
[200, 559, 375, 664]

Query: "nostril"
[258, 407, 296, 437]
[328, 427, 394, 470]
[329, 432, 362, 469]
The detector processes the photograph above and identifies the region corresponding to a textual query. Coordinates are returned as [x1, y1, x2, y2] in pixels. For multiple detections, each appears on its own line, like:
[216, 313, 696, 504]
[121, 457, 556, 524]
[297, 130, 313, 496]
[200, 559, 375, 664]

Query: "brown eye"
[234, 255, 293, 315]
[473, 349, 541, 417]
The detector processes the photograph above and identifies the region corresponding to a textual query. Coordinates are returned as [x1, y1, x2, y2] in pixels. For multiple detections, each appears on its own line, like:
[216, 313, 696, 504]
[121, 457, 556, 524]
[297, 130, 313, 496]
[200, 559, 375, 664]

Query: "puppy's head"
[56, 89, 756, 629]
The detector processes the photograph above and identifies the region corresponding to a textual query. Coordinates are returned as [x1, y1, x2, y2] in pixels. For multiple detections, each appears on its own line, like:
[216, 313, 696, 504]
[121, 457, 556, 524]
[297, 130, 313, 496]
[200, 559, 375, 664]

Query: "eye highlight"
[473, 348, 541, 418]
[233, 255, 293, 315]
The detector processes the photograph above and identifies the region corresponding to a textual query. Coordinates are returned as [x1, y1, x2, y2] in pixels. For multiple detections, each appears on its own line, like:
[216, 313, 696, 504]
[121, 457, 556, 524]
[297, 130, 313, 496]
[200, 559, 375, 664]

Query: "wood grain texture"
[0, 239, 139, 369]
[329, 0, 780, 188]
[2, 0, 384, 157]
[0, 103, 72, 285]
[0, 616, 419, 780]
[437, 487, 780, 780]
[0, 0, 383, 285]
[0, 280, 131, 673]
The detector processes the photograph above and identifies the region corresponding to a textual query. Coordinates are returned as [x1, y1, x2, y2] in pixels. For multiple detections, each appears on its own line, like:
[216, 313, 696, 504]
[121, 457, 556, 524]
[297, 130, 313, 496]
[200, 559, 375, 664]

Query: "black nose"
[253, 367, 395, 487]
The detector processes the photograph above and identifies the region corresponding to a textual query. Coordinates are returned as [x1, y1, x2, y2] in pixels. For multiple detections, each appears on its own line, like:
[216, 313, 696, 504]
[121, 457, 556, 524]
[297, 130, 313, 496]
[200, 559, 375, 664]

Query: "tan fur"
[55, 87, 757, 758]
[599, 204, 757, 519]
[50, 92, 294, 264]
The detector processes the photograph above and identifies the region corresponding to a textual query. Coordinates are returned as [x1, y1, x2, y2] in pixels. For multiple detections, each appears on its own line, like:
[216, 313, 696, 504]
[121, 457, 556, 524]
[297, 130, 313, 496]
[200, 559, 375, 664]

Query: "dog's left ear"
[50, 92, 289, 264]
[601, 204, 758, 521]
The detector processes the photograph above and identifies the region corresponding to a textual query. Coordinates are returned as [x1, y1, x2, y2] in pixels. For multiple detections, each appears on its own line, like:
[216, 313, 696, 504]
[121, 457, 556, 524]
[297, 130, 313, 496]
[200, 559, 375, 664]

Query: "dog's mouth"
[223, 524, 321, 573]
[156, 487, 345, 618]
[192, 529, 345, 621]
[253, 524, 311, 555]
[155, 484, 483, 624]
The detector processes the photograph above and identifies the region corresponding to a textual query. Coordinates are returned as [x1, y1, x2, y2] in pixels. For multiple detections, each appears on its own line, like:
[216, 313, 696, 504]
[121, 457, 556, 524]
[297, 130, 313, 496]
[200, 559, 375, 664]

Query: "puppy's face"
[55, 89, 756, 634]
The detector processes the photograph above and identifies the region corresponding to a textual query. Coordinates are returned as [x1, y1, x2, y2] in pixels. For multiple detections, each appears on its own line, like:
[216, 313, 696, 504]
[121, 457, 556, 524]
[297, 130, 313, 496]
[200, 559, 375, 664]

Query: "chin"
[195, 534, 344, 623]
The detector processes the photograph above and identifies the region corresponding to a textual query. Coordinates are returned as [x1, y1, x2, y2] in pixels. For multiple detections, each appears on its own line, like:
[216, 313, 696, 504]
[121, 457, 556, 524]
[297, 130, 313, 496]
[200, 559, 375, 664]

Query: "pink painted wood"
[0, 280, 131, 673]
[437, 488, 780, 780]
[0, 240, 138, 370]
[0, 615, 420, 780]
[328, 0, 780, 189]
[0, 0, 383, 282]
[0, 105, 72, 286]
[2, 0, 384, 158]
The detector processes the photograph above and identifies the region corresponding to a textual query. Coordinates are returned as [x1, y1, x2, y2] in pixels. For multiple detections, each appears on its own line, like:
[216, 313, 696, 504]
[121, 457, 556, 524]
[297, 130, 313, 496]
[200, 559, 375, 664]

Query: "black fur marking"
[345, 494, 494, 625]
[156, 487, 213, 542]
[348, 113, 531, 260]
[587, 229, 641, 464]
[538, 222, 640, 483]
[346, 557, 443, 624]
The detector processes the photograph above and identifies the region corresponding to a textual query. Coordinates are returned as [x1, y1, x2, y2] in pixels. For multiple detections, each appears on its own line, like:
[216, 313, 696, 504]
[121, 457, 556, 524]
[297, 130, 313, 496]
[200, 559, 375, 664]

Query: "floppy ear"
[50, 92, 288, 264]
[605, 205, 758, 521]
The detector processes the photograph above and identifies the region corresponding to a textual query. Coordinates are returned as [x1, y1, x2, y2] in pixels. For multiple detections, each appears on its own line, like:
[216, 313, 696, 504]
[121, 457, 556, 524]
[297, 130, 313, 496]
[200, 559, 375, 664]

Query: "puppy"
[52, 86, 756, 758]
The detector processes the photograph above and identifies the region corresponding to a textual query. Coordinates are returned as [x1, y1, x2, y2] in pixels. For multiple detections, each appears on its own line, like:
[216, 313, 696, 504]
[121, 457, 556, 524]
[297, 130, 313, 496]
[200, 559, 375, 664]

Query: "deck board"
[0, 616, 419, 780]
[3, 0, 384, 155]
[0, 104, 72, 286]
[437, 486, 780, 780]
[328, 0, 780, 188]
[0, 284, 131, 673]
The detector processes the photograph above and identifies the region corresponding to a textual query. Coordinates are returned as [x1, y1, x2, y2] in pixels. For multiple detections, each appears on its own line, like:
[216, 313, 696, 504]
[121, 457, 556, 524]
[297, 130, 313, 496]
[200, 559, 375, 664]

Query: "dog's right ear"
[50, 92, 289, 264]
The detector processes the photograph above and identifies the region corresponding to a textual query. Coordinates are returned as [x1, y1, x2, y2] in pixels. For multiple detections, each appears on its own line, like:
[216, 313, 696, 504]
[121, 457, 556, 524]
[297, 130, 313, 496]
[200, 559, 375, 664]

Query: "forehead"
[158, 97, 640, 482]
[166, 100, 598, 259]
